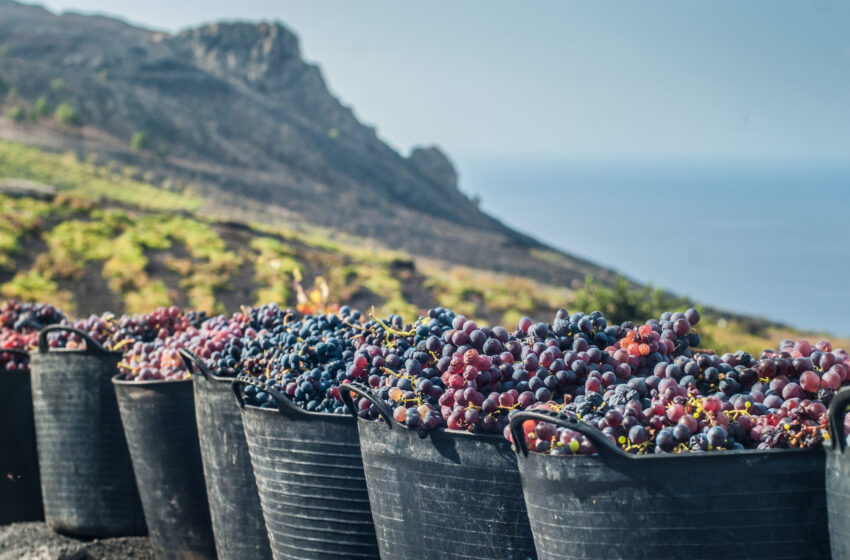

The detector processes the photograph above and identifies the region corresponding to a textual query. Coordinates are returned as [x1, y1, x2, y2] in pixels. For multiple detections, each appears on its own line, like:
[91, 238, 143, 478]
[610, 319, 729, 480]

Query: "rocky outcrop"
[177, 22, 303, 86]
[409, 146, 458, 193]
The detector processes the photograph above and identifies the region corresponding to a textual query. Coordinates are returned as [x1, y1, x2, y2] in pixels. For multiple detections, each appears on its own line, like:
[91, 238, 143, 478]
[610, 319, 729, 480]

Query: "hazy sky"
[32, 1, 850, 163]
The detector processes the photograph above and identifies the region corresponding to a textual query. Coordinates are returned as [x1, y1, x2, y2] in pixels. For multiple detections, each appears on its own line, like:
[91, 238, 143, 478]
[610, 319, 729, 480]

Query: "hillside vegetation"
[0, 141, 569, 324]
[1, 140, 846, 355]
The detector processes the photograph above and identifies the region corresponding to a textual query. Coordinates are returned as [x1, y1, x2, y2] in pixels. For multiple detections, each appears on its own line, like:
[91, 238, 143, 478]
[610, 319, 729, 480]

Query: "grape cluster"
[45, 312, 122, 350]
[40, 303, 286, 382]
[517, 333, 850, 455]
[118, 307, 216, 381]
[200, 303, 294, 377]
[334, 304, 848, 455]
[342, 308, 600, 437]
[613, 308, 701, 370]
[240, 306, 419, 414]
[0, 300, 66, 332]
[352, 308, 621, 437]
[362, 308, 641, 434]
[0, 347, 29, 372]
[0, 300, 66, 372]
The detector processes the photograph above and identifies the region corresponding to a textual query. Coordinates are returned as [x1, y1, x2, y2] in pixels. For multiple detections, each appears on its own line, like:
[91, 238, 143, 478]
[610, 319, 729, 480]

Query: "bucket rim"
[340, 381, 510, 444]
[827, 386, 850, 454]
[193, 372, 239, 385]
[354, 412, 511, 444]
[31, 347, 123, 356]
[111, 373, 194, 387]
[239, 400, 355, 422]
[0, 348, 30, 375]
[178, 348, 236, 383]
[511, 408, 828, 462]
[192, 370, 237, 383]
[36, 325, 122, 356]
[233, 375, 355, 421]
[520, 441, 824, 462]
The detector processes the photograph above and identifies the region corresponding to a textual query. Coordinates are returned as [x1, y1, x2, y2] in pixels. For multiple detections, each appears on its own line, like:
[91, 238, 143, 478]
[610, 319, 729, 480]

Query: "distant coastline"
[463, 156, 850, 336]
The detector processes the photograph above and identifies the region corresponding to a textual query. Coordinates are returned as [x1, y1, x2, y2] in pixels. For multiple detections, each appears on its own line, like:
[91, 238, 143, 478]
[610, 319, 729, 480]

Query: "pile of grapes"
[237, 305, 448, 415]
[341, 307, 850, 454]
[0, 301, 65, 372]
[3, 296, 849, 453]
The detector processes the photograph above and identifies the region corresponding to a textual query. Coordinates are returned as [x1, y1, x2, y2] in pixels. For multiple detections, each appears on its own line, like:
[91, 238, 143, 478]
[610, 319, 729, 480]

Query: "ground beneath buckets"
[0, 522, 153, 559]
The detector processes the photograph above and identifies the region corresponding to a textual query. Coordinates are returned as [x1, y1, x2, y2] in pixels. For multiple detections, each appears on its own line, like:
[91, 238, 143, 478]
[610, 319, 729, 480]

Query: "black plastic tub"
[113, 375, 216, 560]
[232, 376, 380, 560]
[182, 349, 271, 560]
[341, 382, 537, 560]
[0, 348, 43, 524]
[510, 409, 829, 560]
[29, 326, 145, 537]
[827, 388, 850, 559]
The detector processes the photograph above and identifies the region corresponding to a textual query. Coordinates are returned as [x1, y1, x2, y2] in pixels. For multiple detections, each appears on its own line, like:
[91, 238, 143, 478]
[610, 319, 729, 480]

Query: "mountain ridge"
[0, 0, 618, 288]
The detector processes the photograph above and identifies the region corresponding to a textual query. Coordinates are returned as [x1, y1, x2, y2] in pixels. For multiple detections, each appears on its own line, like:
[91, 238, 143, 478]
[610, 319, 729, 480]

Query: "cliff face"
[0, 1, 617, 288]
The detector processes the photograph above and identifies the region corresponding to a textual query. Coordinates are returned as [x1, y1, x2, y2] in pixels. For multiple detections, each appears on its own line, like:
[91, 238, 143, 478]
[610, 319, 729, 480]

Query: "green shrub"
[0, 270, 75, 312]
[130, 131, 149, 152]
[6, 105, 24, 122]
[571, 275, 687, 325]
[31, 96, 49, 121]
[251, 237, 299, 306]
[50, 78, 65, 92]
[54, 102, 82, 126]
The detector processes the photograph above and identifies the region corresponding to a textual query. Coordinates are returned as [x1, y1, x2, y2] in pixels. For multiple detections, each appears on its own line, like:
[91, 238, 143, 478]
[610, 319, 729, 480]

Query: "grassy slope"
[0, 140, 846, 355]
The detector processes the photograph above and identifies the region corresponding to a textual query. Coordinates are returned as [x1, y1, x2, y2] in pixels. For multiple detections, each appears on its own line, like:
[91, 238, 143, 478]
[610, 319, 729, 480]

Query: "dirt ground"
[0, 522, 152, 560]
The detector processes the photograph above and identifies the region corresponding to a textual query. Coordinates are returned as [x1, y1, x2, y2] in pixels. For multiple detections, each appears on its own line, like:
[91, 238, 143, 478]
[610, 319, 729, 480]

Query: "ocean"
[460, 156, 850, 336]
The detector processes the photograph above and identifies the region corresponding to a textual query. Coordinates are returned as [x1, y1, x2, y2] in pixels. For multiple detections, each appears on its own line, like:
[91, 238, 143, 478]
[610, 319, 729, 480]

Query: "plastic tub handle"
[178, 348, 213, 380]
[0, 348, 29, 358]
[339, 381, 394, 427]
[828, 387, 850, 453]
[231, 377, 247, 409]
[37, 325, 109, 354]
[231, 375, 303, 415]
[509, 409, 631, 460]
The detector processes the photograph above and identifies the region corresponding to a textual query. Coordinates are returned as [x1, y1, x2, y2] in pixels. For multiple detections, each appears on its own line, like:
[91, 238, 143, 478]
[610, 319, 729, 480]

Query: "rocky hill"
[0, 0, 616, 287]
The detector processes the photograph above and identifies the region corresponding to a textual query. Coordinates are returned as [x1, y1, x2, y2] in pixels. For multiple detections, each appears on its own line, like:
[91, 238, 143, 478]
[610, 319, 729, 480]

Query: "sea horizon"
[460, 155, 850, 337]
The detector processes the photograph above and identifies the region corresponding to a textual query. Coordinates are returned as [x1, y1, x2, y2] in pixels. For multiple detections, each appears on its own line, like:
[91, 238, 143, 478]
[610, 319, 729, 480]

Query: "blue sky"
[32, 0, 850, 163]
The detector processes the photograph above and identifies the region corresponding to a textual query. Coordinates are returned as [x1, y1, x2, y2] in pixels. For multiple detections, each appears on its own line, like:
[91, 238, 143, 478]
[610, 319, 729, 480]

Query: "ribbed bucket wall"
[0, 354, 43, 524]
[30, 328, 145, 538]
[827, 388, 850, 559]
[239, 403, 379, 560]
[114, 378, 216, 559]
[193, 368, 271, 560]
[356, 419, 537, 560]
[512, 410, 829, 560]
